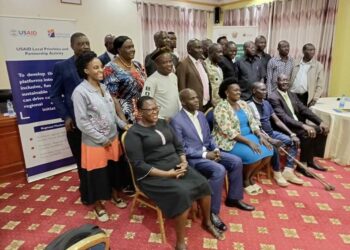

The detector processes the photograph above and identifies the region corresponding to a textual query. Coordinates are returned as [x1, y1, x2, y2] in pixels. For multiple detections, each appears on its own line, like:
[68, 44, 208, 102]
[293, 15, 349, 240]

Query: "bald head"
[255, 35, 267, 52]
[243, 41, 256, 57]
[277, 40, 290, 57]
[179, 88, 199, 113]
[187, 39, 203, 60]
[104, 34, 115, 53]
[252, 82, 265, 92]
[154, 31, 170, 49]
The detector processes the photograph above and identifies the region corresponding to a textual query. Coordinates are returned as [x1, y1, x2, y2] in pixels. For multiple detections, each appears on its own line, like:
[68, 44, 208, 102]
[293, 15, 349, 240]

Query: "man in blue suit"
[170, 88, 254, 232]
[49, 32, 90, 203]
[98, 34, 115, 66]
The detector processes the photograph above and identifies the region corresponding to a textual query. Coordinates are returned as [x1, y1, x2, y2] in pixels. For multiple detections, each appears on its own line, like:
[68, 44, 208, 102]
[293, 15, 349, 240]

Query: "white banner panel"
[213, 26, 258, 58]
[0, 16, 77, 182]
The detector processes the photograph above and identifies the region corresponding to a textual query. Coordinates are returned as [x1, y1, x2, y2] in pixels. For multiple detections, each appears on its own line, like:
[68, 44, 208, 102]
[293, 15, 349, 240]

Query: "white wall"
[0, 0, 214, 89]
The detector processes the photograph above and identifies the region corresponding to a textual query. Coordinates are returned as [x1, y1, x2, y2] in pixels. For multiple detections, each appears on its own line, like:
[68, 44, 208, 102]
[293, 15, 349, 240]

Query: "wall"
[0, 0, 214, 89]
[329, 0, 350, 96]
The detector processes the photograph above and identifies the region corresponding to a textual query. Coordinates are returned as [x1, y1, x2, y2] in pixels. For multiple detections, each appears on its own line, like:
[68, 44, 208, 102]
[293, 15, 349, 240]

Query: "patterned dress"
[103, 61, 146, 123]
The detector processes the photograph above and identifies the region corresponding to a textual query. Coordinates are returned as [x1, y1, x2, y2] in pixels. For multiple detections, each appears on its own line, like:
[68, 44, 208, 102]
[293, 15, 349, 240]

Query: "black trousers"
[296, 92, 309, 106]
[66, 128, 88, 203]
[294, 126, 327, 163]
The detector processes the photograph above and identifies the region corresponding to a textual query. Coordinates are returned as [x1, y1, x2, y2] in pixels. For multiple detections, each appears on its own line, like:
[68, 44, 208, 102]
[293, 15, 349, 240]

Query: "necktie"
[282, 92, 299, 121]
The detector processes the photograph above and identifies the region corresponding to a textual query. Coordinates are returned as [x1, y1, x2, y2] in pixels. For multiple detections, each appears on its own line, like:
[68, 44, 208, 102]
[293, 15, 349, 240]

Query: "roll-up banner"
[0, 16, 77, 182]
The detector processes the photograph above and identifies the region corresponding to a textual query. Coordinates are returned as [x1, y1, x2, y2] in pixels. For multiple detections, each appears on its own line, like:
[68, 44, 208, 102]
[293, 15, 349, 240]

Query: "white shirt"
[277, 89, 299, 121]
[183, 109, 211, 159]
[189, 55, 210, 105]
[291, 60, 311, 94]
[141, 71, 180, 119]
[107, 51, 115, 61]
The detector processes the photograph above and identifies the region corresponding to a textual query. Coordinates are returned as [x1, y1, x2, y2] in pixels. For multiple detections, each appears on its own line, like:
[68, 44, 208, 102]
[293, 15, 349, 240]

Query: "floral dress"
[103, 61, 146, 123]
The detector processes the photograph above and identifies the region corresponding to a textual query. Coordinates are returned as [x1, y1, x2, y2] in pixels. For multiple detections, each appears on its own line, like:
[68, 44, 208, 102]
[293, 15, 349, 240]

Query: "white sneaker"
[282, 169, 304, 185]
[273, 171, 289, 187]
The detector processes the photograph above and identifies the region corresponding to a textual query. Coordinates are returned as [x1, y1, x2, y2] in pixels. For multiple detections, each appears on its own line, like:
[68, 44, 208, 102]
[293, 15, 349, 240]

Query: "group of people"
[49, 30, 329, 250]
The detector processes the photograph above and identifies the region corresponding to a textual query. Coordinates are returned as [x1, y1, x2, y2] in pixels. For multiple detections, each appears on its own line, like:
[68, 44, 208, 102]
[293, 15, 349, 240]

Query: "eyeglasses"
[141, 106, 161, 113]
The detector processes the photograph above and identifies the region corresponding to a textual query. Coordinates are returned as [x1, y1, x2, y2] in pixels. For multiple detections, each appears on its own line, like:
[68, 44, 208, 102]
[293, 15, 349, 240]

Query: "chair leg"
[225, 174, 229, 196]
[129, 193, 139, 219]
[157, 209, 166, 244]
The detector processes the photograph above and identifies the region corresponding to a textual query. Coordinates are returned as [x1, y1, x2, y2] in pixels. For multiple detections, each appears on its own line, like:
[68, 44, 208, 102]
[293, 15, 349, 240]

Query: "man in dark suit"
[98, 34, 115, 66]
[255, 35, 271, 83]
[236, 41, 264, 100]
[49, 32, 90, 203]
[176, 39, 210, 111]
[144, 31, 178, 76]
[218, 41, 238, 79]
[268, 73, 329, 173]
[171, 88, 254, 232]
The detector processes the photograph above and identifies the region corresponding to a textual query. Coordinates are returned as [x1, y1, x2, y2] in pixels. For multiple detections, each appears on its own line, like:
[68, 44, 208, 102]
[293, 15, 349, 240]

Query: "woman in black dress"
[124, 96, 224, 250]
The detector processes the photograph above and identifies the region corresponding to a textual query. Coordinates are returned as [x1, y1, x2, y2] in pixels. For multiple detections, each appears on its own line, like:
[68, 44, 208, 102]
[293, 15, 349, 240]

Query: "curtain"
[139, 2, 208, 61]
[223, 0, 338, 95]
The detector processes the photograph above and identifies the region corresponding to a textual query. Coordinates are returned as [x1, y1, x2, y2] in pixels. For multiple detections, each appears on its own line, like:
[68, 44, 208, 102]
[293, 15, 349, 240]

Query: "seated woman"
[124, 96, 224, 250]
[72, 51, 129, 222]
[212, 78, 273, 195]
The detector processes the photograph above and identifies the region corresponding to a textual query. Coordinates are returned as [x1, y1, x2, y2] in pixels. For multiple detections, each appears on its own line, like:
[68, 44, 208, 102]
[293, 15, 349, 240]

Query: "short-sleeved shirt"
[253, 100, 275, 135]
[141, 71, 180, 119]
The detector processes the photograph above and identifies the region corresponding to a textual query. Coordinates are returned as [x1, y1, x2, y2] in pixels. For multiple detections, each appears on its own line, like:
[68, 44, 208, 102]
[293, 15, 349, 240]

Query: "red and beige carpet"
[1, 159, 350, 250]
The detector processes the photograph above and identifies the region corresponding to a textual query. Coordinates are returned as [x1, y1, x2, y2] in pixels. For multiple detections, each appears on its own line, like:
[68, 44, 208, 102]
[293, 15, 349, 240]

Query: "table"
[0, 114, 26, 183]
[311, 97, 350, 165]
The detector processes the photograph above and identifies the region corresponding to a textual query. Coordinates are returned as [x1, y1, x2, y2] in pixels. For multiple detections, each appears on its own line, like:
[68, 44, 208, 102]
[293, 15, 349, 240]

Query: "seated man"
[170, 88, 254, 233]
[248, 82, 304, 185]
[268, 74, 329, 173]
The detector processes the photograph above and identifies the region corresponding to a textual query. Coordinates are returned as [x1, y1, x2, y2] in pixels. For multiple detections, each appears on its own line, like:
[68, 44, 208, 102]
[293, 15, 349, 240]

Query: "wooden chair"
[66, 232, 109, 250]
[204, 107, 229, 195]
[121, 132, 167, 244]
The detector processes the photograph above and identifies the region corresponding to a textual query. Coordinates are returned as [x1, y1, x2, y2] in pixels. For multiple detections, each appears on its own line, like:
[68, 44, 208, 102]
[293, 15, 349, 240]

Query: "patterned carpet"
[0, 159, 350, 250]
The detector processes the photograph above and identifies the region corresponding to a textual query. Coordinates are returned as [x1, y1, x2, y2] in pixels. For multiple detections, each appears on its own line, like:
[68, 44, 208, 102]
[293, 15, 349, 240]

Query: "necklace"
[117, 55, 132, 68]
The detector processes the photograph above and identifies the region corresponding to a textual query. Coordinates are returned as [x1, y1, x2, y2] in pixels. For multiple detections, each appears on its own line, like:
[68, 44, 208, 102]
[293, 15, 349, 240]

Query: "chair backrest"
[45, 224, 107, 250]
[66, 232, 109, 250]
[121, 131, 141, 193]
[204, 107, 214, 132]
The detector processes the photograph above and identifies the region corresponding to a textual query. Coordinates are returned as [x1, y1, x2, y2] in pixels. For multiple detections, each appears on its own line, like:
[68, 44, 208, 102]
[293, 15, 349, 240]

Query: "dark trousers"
[190, 152, 243, 214]
[294, 127, 327, 163]
[296, 92, 309, 106]
[66, 128, 88, 202]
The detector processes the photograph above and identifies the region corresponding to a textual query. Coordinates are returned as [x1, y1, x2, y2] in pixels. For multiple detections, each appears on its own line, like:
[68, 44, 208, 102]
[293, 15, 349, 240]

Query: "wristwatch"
[290, 133, 297, 137]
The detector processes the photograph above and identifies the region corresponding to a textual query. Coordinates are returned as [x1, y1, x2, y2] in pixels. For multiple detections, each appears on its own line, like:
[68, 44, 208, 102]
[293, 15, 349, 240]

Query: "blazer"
[218, 55, 237, 80]
[268, 90, 322, 130]
[170, 109, 217, 165]
[212, 99, 260, 151]
[98, 52, 111, 66]
[204, 58, 223, 106]
[176, 56, 209, 111]
[290, 58, 324, 105]
[50, 56, 82, 121]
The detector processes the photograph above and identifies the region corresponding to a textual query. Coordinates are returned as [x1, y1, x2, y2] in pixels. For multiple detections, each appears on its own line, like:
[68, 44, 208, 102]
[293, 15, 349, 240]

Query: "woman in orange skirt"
[72, 51, 130, 222]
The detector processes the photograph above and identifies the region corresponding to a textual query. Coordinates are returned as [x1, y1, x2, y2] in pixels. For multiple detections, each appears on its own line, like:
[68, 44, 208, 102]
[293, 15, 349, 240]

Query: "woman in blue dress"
[212, 77, 273, 195]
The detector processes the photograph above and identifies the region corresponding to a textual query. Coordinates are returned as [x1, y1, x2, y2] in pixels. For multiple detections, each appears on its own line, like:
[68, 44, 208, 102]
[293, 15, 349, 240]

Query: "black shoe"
[210, 213, 227, 231]
[225, 199, 255, 211]
[308, 162, 327, 171]
[296, 166, 315, 178]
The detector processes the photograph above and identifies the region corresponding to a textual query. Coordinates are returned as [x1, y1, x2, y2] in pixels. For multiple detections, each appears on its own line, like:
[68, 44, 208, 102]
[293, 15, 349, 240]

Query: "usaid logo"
[10, 29, 37, 37]
[48, 29, 55, 38]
